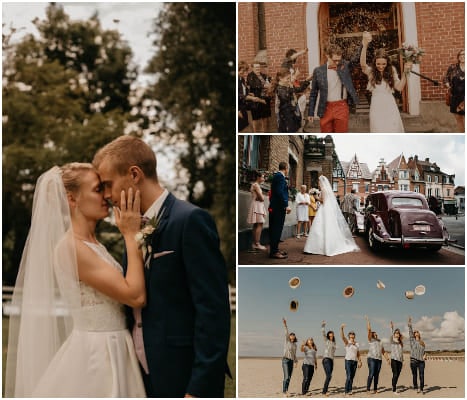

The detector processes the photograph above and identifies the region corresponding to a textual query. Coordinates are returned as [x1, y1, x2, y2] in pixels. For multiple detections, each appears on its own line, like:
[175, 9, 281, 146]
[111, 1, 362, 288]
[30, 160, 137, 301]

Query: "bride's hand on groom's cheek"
[114, 188, 141, 236]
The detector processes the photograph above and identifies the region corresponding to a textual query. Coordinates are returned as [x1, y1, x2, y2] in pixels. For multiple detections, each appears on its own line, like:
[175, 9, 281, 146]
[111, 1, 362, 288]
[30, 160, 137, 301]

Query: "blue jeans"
[410, 358, 425, 390]
[391, 359, 403, 392]
[301, 364, 315, 394]
[344, 360, 358, 393]
[367, 358, 382, 391]
[282, 358, 294, 393]
[322, 357, 334, 394]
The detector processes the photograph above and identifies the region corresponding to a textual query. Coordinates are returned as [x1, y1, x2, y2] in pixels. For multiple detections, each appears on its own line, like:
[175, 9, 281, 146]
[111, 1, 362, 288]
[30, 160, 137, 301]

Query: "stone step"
[301, 113, 434, 133]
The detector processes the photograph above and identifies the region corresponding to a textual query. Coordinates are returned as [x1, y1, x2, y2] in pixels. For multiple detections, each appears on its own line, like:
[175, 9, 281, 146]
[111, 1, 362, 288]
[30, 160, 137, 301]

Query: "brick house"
[238, 2, 464, 128]
[334, 154, 372, 207]
[407, 155, 456, 212]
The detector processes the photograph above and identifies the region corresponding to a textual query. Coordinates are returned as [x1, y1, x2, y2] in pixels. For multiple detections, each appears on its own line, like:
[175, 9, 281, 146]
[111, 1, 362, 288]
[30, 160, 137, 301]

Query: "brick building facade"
[239, 2, 464, 119]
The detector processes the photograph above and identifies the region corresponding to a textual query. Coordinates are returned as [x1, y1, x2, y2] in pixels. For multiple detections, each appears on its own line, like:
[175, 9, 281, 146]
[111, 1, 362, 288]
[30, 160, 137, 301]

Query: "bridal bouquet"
[398, 43, 425, 64]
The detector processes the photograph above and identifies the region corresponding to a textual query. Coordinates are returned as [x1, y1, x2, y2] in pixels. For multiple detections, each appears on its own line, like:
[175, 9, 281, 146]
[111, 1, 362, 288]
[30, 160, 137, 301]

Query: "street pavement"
[238, 234, 465, 266]
[442, 215, 465, 249]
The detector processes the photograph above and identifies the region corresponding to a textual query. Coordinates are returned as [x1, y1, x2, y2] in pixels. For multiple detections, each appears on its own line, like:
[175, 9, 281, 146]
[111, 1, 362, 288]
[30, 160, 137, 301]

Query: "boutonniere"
[135, 207, 166, 268]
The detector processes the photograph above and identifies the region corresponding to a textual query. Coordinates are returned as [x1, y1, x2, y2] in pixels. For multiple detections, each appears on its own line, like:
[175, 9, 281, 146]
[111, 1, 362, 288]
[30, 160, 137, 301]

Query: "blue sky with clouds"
[238, 267, 465, 357]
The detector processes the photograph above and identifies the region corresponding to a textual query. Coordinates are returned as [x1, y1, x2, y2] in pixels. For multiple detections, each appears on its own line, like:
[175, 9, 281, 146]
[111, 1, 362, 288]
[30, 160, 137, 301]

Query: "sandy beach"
[238, 356, 464, 398]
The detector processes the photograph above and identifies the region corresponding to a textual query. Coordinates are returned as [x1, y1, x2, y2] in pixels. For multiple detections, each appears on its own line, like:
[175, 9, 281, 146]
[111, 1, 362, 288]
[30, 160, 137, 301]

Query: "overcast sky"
[332, 134, 465, 186]
[238, 267, 465, 357]
[2, 2, 162, 84]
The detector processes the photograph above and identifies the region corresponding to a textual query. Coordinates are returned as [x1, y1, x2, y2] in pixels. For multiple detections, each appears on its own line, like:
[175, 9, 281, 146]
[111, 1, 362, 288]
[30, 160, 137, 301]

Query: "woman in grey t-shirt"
[281, 318, 298, 395]
[300, 338, 317, 395]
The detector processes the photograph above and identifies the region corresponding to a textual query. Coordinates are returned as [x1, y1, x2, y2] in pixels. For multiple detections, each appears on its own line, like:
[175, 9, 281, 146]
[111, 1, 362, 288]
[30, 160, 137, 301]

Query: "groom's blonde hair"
[93, 135, 158, 181]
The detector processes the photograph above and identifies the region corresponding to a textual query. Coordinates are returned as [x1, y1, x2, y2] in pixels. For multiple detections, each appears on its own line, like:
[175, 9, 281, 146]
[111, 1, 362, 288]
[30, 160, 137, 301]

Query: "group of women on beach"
[282, 317, 427, 397]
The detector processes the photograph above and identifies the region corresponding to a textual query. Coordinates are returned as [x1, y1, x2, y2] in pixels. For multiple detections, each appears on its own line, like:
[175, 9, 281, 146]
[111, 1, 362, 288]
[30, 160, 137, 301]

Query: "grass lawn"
[3, 315, 236, 397]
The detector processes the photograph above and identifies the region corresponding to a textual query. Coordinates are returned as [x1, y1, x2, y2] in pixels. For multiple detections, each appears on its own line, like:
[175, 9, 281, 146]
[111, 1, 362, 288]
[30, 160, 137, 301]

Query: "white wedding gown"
[32, 242, 146, 397]
[368, 67, 404, 133]
[304, 176, 360, 256]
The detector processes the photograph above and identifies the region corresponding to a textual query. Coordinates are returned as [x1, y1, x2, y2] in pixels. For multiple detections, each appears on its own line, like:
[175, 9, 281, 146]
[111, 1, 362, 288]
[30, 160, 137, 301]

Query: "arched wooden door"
[318, 3, 406, 112]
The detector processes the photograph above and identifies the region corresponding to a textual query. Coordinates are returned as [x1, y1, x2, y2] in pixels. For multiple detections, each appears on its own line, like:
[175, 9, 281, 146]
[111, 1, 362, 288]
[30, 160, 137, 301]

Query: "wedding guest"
[365, 316, 390, 394]
[307, 44, 359, 133]
[295, 185, 310, 238]
[269, 162, 291, 259]
[238, 61, 266, 132]
[247, 62, 272, 132]
[281, 48, 308, 73]
[308, 189, 318, 230]
[282, 318, 298, 396]
[341, 189, 359, 234]
[269, 69, 311, 133]
[301, 337, 318, 395]
[390, 321, 404, 394]
[321, 321, 337, 396]
[444, 50, 465, 132]
[246, 171, 267, 251]
[360, 32, 412, 132]
[340, 324, 362, 396]
[408, 317, 427, 394]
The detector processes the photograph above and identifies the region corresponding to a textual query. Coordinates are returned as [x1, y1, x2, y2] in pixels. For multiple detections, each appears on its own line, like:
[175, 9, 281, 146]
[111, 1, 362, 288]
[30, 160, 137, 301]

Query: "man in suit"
[268, 161, 291, 259]
[93, 135, 231, 397]
[307, 44, 359, 133]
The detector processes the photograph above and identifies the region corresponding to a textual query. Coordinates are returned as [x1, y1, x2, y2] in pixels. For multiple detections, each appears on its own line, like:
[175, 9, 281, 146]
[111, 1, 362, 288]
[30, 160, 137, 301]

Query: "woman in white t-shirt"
[340, 324, 362, 395]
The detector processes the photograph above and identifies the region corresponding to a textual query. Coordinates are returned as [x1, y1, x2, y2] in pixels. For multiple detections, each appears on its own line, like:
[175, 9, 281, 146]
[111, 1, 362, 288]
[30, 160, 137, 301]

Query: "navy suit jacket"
[308, 61, 359, 118]
[125, 193, 231, 398]
[270, 172, 289, 213]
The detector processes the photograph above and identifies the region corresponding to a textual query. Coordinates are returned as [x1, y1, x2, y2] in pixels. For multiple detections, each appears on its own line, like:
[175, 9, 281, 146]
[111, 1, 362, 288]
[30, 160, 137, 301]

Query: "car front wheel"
[368, 226, 381, 251]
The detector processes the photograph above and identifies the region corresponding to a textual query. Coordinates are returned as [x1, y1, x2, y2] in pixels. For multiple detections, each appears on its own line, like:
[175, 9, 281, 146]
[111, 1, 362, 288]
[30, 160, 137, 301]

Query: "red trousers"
[320, 100, 349, 133]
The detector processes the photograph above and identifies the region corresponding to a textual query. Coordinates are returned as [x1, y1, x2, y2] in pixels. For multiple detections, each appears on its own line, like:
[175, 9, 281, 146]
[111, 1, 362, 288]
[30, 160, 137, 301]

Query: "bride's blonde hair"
[60, 163, 95, 194]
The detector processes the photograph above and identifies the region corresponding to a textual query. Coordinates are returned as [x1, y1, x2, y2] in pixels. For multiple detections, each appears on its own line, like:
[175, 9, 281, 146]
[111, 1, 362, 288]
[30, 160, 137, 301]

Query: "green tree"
[2, 4, 136, 283]
[144, 3, 236, 276]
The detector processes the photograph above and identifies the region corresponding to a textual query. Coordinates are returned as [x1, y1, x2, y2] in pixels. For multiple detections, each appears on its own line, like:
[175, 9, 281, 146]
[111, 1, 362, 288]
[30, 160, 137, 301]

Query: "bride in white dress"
[360, 31, 412, 133]
[303, 176, 359, 256]
[5, 164, 146, 397]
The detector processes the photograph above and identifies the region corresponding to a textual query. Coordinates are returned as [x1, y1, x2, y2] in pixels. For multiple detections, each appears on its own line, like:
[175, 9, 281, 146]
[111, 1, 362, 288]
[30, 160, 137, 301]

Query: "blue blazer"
[308, 61, 359, 118]
[270, 172, 289, 212]
[126, 193, 231, 398]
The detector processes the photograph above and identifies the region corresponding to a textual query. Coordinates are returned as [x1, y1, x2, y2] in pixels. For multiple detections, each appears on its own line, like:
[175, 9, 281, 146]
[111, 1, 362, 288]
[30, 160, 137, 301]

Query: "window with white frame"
[333, 181, 338, 192]
[414, 185, 420, 193]
[435, 175, 439, 183]
[352, 183, 359, 192]
[427, 175, 432, 182]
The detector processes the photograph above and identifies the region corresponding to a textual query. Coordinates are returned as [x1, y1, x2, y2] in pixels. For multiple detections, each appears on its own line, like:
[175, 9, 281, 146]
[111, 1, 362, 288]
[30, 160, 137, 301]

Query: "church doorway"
[317, 2, 406, 113]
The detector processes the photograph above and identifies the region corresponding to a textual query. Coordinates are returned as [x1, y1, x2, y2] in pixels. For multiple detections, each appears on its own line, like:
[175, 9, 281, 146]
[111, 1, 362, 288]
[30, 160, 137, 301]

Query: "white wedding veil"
[319, 175, 358, 250]
[5, 166, 80, 397]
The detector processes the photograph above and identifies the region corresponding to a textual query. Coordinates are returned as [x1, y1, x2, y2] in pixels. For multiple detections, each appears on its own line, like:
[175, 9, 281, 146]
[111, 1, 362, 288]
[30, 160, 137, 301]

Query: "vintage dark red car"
[364, 191, 450, 251]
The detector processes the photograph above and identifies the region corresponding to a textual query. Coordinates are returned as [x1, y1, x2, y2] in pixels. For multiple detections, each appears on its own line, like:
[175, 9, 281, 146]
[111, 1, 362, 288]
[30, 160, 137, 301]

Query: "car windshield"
[391, 197, 424, 208]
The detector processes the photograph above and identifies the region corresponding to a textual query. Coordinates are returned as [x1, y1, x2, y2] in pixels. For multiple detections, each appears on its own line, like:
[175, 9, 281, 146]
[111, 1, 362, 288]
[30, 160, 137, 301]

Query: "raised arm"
[394, 63, 411, 92]
[340, 323, 348, 346]
[321, 320, 327, 342]
[360, 33, 371, 73]
[77, 189, 146, 308]
[283, 317, 290, 338]
[366, 315, 372, 342]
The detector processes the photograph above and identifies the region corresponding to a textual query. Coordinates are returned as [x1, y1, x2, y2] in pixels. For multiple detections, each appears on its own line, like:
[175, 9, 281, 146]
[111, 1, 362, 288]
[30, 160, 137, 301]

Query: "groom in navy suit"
[269, 161, 291, 259]
[94, 136, 231, 398]
[308, 44, 359, 133]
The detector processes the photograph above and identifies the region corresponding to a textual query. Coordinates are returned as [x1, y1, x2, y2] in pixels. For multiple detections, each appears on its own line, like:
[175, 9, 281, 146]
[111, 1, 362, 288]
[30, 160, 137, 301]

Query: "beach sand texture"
[238, 357, 464, 398]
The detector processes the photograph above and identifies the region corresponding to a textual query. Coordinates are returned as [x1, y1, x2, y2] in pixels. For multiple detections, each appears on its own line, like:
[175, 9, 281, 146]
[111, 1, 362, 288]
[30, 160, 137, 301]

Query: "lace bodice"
[73, 242, 126, 332]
